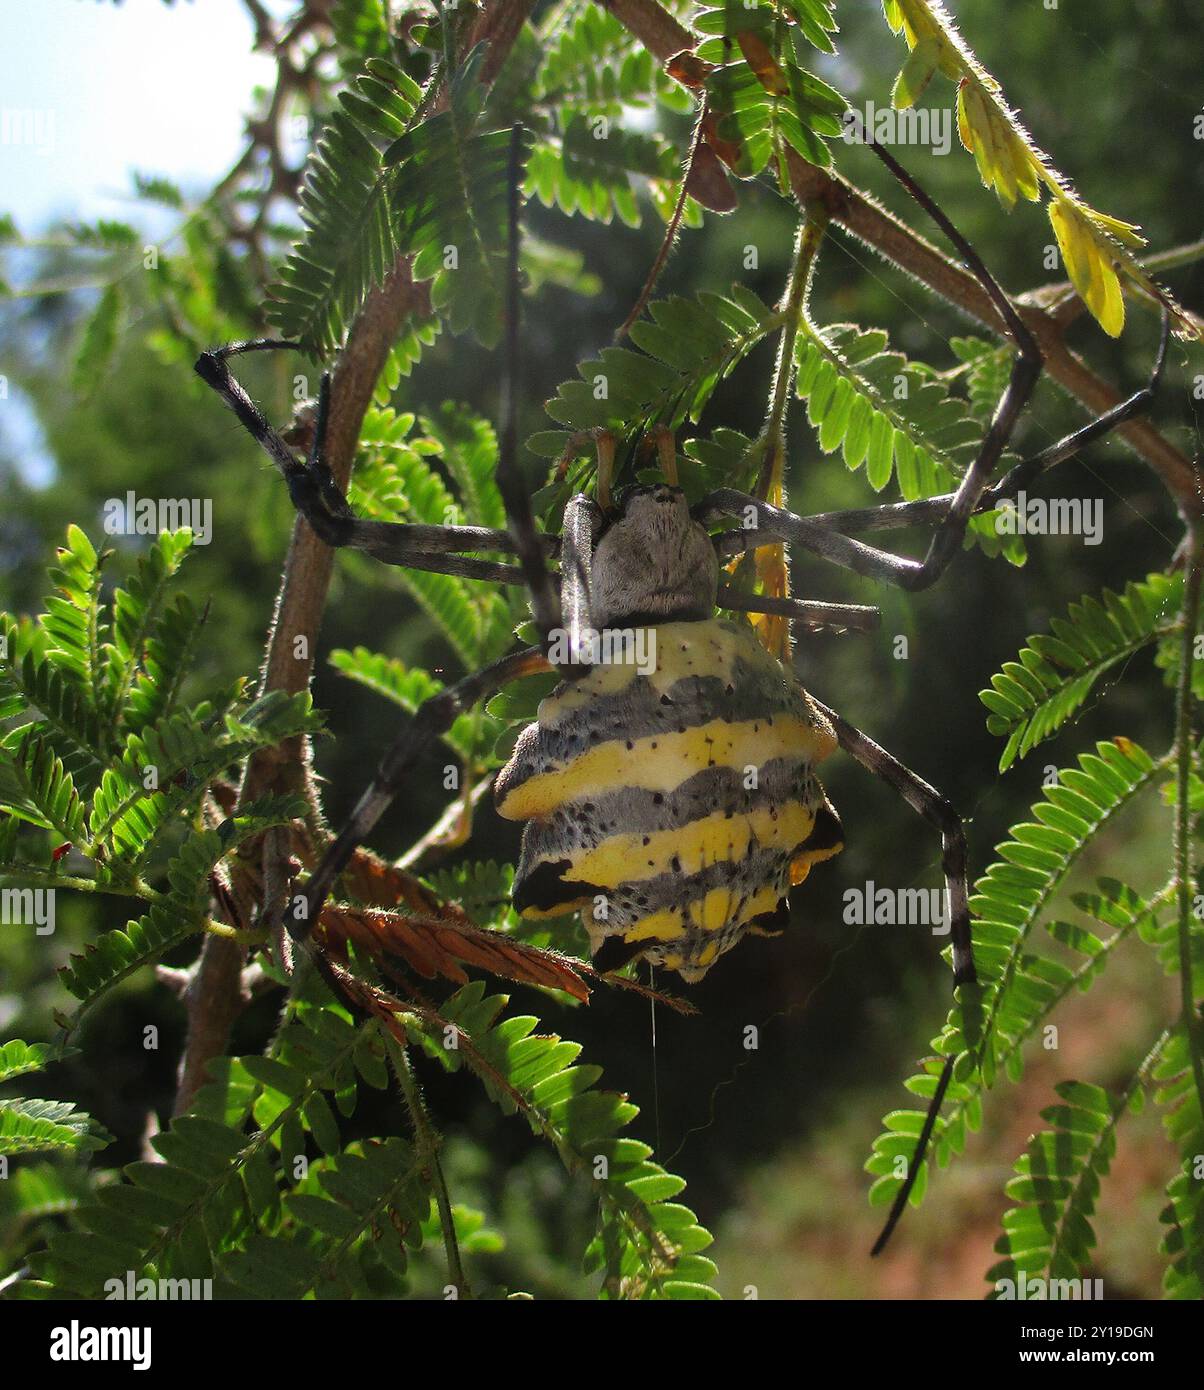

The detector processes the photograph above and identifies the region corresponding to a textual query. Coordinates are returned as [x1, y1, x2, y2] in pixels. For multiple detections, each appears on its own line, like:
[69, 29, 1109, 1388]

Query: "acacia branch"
[601, 0, 1202, 518]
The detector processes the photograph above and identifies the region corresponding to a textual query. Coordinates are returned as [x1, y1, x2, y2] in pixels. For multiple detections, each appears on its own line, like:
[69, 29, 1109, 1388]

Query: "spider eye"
[614, 484, 651, 514]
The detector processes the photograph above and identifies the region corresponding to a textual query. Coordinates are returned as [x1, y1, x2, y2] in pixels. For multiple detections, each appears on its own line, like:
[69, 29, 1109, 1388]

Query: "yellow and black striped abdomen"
[494, 619, 843, 981]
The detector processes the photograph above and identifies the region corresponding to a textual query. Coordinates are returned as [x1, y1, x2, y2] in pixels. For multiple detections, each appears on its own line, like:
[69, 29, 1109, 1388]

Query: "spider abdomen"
[495, 618, 844, 981]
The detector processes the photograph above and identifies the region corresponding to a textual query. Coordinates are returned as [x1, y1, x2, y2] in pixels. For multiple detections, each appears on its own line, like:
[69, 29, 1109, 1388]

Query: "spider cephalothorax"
[588, 483, 718, 627]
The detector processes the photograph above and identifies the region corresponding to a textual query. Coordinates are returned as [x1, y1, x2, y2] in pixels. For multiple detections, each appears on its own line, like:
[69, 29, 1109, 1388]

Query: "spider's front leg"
[778, 308, 1171, 545]
[194, 340, 544, 586]
[697, 140, 1045, 592]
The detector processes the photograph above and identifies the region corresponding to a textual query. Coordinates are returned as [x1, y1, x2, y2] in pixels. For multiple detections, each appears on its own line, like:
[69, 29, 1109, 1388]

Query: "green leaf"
[72, 282, 123, 395]
[268, 60, 422, 356]
[981, 574, 1182, 770]
[0, 1098, 111, 1157]
[795, 320, 1017, 560]
[0, 1040, 55, 1084]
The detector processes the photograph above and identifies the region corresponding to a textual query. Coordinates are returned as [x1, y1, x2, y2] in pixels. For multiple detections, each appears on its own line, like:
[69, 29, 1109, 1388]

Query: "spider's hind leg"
[807, 693, 980, 1257]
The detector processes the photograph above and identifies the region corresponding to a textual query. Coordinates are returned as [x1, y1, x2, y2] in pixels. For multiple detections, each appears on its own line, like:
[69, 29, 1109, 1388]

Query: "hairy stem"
[388, 1035, 469, 1298]
[758, 206, 826, 495]
[1173, 522, 1204, 1124]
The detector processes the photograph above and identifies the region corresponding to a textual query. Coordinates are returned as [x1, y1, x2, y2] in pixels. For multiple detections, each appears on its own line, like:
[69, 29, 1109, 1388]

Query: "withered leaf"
[736, 32, 789, 96]
[685, 140, 738, 213]
[701, 110, 745, 174]
[665, 50, 713, 88]
[316, 905, 592, 1003]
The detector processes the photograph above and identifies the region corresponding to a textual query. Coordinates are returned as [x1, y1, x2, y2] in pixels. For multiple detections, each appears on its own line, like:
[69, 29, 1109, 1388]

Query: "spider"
[194, 129, 1167, 1253]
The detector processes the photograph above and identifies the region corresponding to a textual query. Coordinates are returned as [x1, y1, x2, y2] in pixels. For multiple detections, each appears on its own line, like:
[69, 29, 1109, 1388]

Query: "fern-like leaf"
[0, 613, 104, 780]
[981, 573, 1182, 771]
[348, 407, 512, 666]
[1153, 1028, 1204, 1298]
[381, 58, 534, 343]
[269, 59, 423, 356]
[534, 286, 777, 501]
[794, 320, 1020, 559]
[42, 525, 108, 704]
[0, 1098, 111, 1158]
[86, 692, 319, 865]
[418, 982, 718, 1298]
[866, 741, 1166, 1215]
[57, 797, 308, 1018]
[99, 529, 194, 743]
[328, 647, 499, 764]
[699, 4, 847, 175]
[987, 1078, 1133, 1293]
[34, 999, 369, 1296]
[0, 1039, 56, 1083]
[0, 729, 87, 841]
[123, 592, 208, 735]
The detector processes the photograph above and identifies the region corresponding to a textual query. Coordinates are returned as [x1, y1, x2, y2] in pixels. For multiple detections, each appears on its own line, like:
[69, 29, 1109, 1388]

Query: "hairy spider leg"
[693, 140, 1047, 591]
[193, 339, 537, 586]
[707, 313, 1164, 623]
[638, 424, 680, 486]
[808, 696, 978, 1256]
[284, 645, 552, 947]
[716, 587, 881, 635]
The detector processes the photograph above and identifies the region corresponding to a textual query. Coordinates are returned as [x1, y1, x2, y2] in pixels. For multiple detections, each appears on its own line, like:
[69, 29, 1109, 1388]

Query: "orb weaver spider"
[195, 128, 1167, 1253]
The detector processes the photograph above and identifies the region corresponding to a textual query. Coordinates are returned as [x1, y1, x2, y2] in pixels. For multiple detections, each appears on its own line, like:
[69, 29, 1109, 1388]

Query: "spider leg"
[194, 340, 543, 584]
[697, 142, 1045, 590]
[285, 644, 551, 946]
[759, 307, 1170, 545]
[807, 695, 976, 1256]
[557, 429, 618, 511]
[716, 586, 880, 634]
[559, 493, 603, 665]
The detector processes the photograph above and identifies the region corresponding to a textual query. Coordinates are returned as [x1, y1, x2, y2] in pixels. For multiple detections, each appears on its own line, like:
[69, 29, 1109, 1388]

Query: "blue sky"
[1, 1, 298, 488]
[1, 0, 285, 230]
